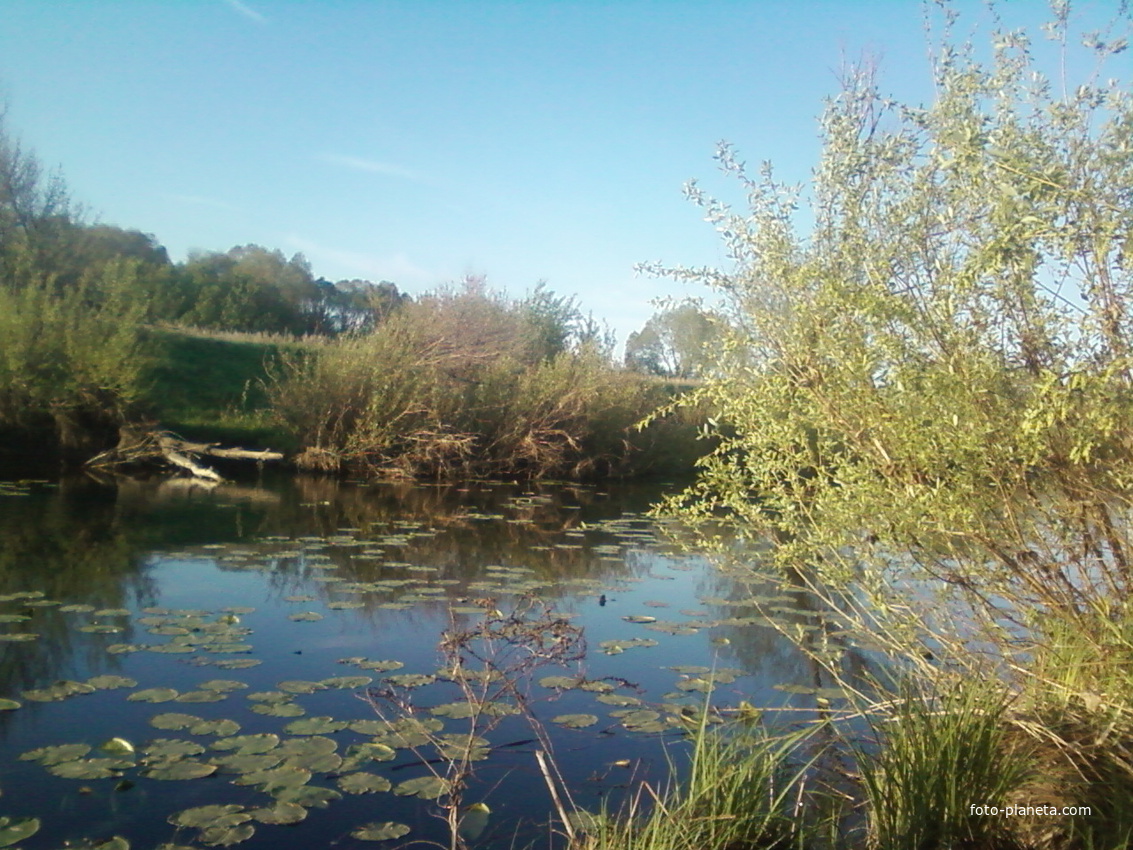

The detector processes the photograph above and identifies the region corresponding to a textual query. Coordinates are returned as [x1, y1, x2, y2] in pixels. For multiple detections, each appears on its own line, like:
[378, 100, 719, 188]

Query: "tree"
[625, 302, 719, 377]
[652, 2, 1133, 671]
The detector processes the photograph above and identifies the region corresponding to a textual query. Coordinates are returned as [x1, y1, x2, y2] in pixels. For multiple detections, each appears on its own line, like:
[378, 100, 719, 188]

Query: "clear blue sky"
[0, 0, 1087, 344]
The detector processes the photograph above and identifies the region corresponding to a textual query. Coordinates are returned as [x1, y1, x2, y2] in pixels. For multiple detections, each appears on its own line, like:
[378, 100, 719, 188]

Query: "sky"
[0, 0, 1104, 346]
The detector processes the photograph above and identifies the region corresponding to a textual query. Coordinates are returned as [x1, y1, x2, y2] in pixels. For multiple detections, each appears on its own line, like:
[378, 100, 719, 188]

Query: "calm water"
[0, 473, 841, 849]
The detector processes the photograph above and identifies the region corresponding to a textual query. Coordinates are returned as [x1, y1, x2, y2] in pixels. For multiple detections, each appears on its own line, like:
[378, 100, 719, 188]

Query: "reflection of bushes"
[269, 284, 698, 480]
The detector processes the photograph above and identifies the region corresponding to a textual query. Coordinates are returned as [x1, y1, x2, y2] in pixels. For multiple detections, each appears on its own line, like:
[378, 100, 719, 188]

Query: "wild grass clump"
[852, 680, 1032, 850]
[575, 721, 818, 850]
[269, 281, 697, 479]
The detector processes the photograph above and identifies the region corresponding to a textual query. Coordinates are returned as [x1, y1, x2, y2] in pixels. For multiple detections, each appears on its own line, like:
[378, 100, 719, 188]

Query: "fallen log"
[86, 427, 283, 481]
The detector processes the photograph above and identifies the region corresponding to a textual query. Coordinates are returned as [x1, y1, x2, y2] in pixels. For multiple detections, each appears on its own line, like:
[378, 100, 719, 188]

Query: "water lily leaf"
[277, 680, 326, 695]
[384, 673, 435, 688]
[552, 714, 599, 729]
[63, 837, 130, 850]
[49, 758, 132, 779]
[340, 742, 397, 769]
[622, 615, 657, 624]
[58, 603, 96, 613]
[175, 690, 227, 703]
[87, 675, 137, 690]
[198, 822, 255, 847]
[538, 676, 580, 689]
[206, 643, 254, 654]
[352, 822, 410, 842]
[246, 690, 292, 703]
[107, 643, 146, 654]
[393, 775, 450, 799]
[20, 743, 92, 764]
[248, 802, 307, 825]
[278, 735, 337, 756]
[283, 751, 342, 773]
[95, 608, 130, 617]
[144, 738, 206, 759]
[288, 612, 323, 622]
[150, 712, 205, 731]
[213, 658, 261, 670]
[337, 772, 392, 794]
[234, 765, 310, 790]
[143, 759, 217, 780]
[272, 785, 341, 808]
[0, 632, 35, 642]
[0, 816, 40, 847]
[596, 694, 641, 706]
[128, 684, 179, 707]
[250, 702, 305, 718]
[347, 720, 389, 736]
[0, 698, 21, 711]
[22, 680, 95, 701]
[210, 733, 279, 754]
[675, 678, 712, 693]
[148, 644, 196, 654]
[189, 718, 242, 736]
[284, 716, 348, 735]
[170, 804, 247, 828]
[210, 752, 283, 774]
[198, 679, 248, 692]
[357, 659, 404, 672]
[320, 676, 372, 689]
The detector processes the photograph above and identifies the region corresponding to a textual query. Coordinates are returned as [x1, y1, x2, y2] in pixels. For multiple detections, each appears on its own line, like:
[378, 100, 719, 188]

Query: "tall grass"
[852, 680, 1032, 850]
[268, 285, 700, 479]
[575, 720, 819, 850]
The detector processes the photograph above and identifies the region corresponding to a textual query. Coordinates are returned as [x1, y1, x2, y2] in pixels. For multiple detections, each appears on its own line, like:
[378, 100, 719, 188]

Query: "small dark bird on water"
[598, 594, 606, 606]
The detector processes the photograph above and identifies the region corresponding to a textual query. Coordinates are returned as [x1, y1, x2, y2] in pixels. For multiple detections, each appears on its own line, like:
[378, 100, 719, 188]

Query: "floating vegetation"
[0, 480, 797, 850]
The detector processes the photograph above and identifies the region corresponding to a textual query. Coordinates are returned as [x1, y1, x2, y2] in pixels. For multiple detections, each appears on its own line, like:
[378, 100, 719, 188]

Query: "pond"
[0, 473, 847, 850]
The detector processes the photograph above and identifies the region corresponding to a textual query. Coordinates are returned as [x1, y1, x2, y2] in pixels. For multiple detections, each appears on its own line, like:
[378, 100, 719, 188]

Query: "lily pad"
[175, 690, 227, 703]
[143, 738, 206, 759]
[151, 712, 205, 730]
[143, 760, 218, 780]
[352, 822, 410, 842]
[210, 733, 279, 754]
[210, 753, 283, 774]
[272, 785, 341, 808]
[250, 702, 305, 718]
[49, 758, 132, 779]
[247, 802, 307, 825]
[538, 676, 581, 689]
[234, 765, 311, 790]
[198, 823, 255, 847]
[277, 680, 325, 695]
[20, 743, 92, 764]
[552, 713, 600, 729]
[0, 816, 40, 847]
[128, 688, 179, 703]
[170, 805, 247, 829]
[87, 675, 137, 690]
[337, 771, 392, 794]
[384, 673, 435, 688]
[288, 611, 323, 622]
[357, 659, 404, 672]
[198, 679, 248, 692]
[320, 676, 372, 689]
[189, 718, 242, 736]
[0, 698, 21, 711]
[284, 716, 348, 735]
[393, 775, 450, 799]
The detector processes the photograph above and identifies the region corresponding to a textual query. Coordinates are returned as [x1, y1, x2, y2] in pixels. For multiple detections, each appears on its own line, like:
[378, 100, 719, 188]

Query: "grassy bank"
[136, 327, 305, 450]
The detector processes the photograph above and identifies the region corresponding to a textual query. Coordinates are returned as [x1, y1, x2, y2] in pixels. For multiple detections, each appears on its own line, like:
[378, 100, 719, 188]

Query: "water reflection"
[0, 472, 858, 850]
